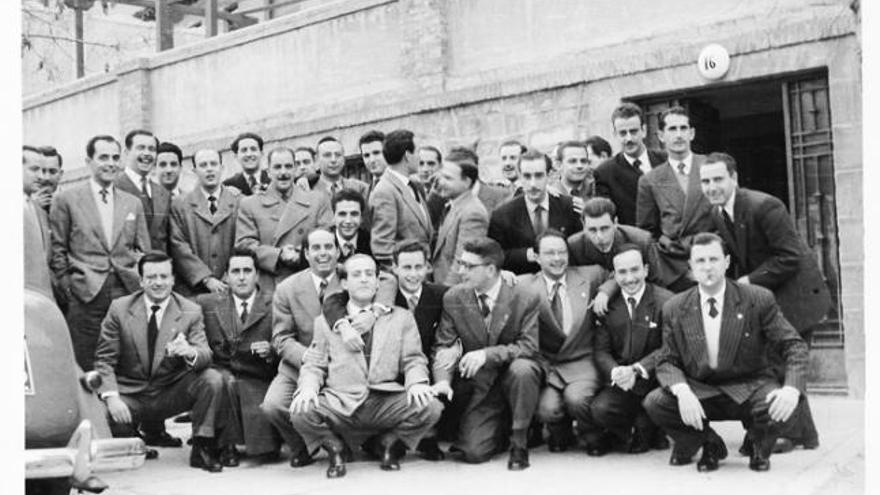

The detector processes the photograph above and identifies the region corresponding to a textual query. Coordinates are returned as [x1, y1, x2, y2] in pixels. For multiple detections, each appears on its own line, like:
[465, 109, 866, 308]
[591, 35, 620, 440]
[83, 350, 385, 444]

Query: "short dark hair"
[124, 129, 158, 150]
[86, 135, 120, 159]
[383, 129, 415, 165]
[294, 146, 316, 159]
[444, 151, 479, 188]
[611, 102, 645, 126]
[230, 132, 264, 153]
[419, 145, 443, 165]
[612, 243, 645, 266]
[266, 146, 295, 165]
[691, 232, 727, 255]
[535, 229, 569, 254]
[582, 197, 617, 220]
[23, 145, 42, 156]
[445, 146, 478, 166]
[339, 254, 377, 280]
[462, 237, 504, 269]
[39, 146, 63, 168]
[331, 188, 366, 214]
[227, 246, 258, 272]
[157, 141, 183, 164]
[518, 148, 552, 173]
[703, 152, 738, 175]
[500, 139, 527, 154]
[358, 130, 385, 149]
[137, 251, 172, 277]
[316, 136, 341, 151]
[555, 140, 588, 162]
[659, 106, 690, 130]
[584, 135, 612, 158]
[393, 239, 430, 265]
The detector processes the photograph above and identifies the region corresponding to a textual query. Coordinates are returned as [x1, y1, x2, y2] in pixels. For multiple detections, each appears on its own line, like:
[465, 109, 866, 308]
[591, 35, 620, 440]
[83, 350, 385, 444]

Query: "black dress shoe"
[143, 430, 183, 448]
[739, 433, 753, 457]
[289, 450, 315, 468]
[416, 438, 445, 461]
[651, 433, 670, 451]
[586, 434, 614, 457]
[173, 412, 192, 424]
[669, 451, 692, 466]
[749, 448, 771, 471]
[507, 447, 530, 471]
[772, 438, 795, 454]
[628, 430, 651, 454]
[145, 448, 159, 460]
[697, 433, 728, 472]
[380, 441, 403, 471]
[219, 445, 240, 467]
[190, 444, 223, 473]
[324, 444, 347, 479]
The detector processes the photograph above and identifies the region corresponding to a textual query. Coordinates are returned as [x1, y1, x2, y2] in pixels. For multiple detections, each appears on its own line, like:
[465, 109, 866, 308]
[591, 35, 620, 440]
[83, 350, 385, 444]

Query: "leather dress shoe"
[143, 430, 183, 448]
[416, 438, 445, 461]
[669, 451, 692, 466]
[628, 430, 651, 454]
[380, 441, 403, 471]
[772, 438, 795, 454]
[697, 433, 728, 472]
[749, 448, 771, 471]
[586, 434, 614, 457]
[507, 447, 530, 471]
[145, 448, 159, 460]
[324, 444, 347, 479]
[651, 433, 670, 451]
[219, 445, 240, 467]
[190, 444, 223, 473]
[289, 450, 315, 468]
[527, 424, 544, 448]
[173, 412, 192, 424]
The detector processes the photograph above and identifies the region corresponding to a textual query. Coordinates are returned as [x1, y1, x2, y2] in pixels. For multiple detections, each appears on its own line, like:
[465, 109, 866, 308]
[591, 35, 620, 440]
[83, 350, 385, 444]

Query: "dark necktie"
[359, 308, 374, 366]
[208, 195, 217, 215]
[551, 282, 564, 327]
[140, 176, 153, 214]
[240, 301, 249, 325]
[147, 304, 160, 366]
[408, 182, 422, 203]
[570, 185, 582, 198]
[343, 242, 355, 258]
[330, 182, 340, 197]
[707, 297, 719, 319]
[318, 279, 328, 304]
[99, 188, 109, 204]
[478, 293, 491, 319]
[677, 162, 686, 175]
[407, 295, 419, 312]
[140, 176, 150, 198]
[533, 205, 546, 236]
[721, 208, 736, 240]
[627, 296, 637, 321]
[632, 159, 643, 175]
[248, 174, 257, 192]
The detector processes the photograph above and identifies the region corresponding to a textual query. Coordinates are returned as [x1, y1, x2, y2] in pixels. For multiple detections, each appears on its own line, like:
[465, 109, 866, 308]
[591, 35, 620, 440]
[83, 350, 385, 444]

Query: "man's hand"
[106, 396, 132, 424]
[294, 177, 311, 190]
[279, 245, 300, 264]
[204, 277, 228, 294]
[499, 270, 518, 286]
[431, 381, 453, 401]
[335, 319, 365, 352]
[672, 384, 705, 431]
[592, 292, 610, 316]
[290, 389, 319, 415]
[737, 275, 751, 285]
[610, 365, 636, 391]
[766, 386, 800, 423]
[31, 188, 53, 209]
[350, 310, 377, 335]
[459, 350, 487, 379]
[571, 196, 584, 216]
[250, 340, 272, 359]
[407, 383, 434, 409]
[166, 334, 197, 360]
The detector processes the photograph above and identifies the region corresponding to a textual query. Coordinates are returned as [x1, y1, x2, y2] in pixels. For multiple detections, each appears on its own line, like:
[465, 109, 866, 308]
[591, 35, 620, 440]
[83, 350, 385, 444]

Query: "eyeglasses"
[456, 259, 488, 271]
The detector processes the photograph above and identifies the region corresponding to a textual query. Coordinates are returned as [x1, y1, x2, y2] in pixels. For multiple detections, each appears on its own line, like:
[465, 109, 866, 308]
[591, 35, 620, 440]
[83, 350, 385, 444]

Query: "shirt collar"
[542, 272, 566, 294]
[471, 180, 482, 197]
[386, 168, 410, 186]
[400, 285, 423, 302]
[310, 270, 335, 291]
[90, 178, 114, 196]
[346, 300, 372, 316]
[622, 283, 647, 307]
[699, 281, 726, 309]
[723, 190, 736, 218]
[336, 230, 358, 246]
[144, 294, 172, 316]
[124, 167, 150, 190]
[232, 290, 257, 312]
[525, 193, 550, 213]
[476, 276, 503, 304]
[671, 153, 693, 175]
[201, 186, 222, 200]
[623, 148, 650, 167]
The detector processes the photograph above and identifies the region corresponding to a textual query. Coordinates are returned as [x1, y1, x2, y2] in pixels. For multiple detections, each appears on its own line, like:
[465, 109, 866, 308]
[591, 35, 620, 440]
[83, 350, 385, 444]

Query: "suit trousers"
[260, 373, 308, 456]
[215, 368, 280, 455]
[536, 376, 598, 439]
[643, 382, 801, 458]
[66, 273, 128, 371]
[107, 367, 227, 440]
[590, 385, 659, 443]
[290, 390, 443, 453]
[441, 358, 542, 463]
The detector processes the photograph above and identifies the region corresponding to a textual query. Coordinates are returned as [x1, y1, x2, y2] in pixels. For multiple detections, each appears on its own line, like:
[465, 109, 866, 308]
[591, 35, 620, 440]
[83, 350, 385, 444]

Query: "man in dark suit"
[432, 238, 543, 470]
[330, 189, 371, 264]
[700, 151, 828, 451]
[594, 102, 666, 226]
[169, 148, 241, 297]
[310, 137, 370, 199]
[360, 130, 387, 198]
[644, 233, 809, 472]
[426, 147, 511, 228]
[636, 107, 714, 291]
[498, 139, 526, 194]
[549, 141, 596, 215]
[415, 145, 442, 195]
[516, 231, 606, 453]
[197, 249, 279, 465]
[156, 141, 184, 198]
[223, 132, 271, 196]
[590, 244, 673, 455]
[114, 129, 171, 254]
[488, 149, 582, 275]
[93, 252, 232, 472]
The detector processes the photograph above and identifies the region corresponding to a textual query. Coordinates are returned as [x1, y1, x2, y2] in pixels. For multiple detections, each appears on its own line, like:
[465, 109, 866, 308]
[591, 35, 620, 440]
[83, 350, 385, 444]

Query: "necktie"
[140, 176, 150, 198]
[240, 301, 249, 325]
[478, 293, 491, 319]
[343, 242, 355, 257]
[408, 181, 422, 203]
[721, 208, 736, 240]
[551, 282, 564, 327]
[533, 205, 546, 236]
[318, 279, 328, 304]
[627, 296, 637, 320]
[632, 158, 643, 175]
[407, 295, 419, 311]
[99, 188, 109, 204]
[147, 304, 160, 366]
[248, 174, 257, 192]
[208, 195, 217, 215]
[677, 162, 686, 175]
[707, 297, 719, 318]
[330, 182, 339, 197]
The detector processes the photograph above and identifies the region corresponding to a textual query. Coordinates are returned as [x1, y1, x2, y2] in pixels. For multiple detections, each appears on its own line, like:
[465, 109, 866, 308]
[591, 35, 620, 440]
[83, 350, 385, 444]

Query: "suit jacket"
[488, 193, 582, 274]
[272, 269, 342, 380]
[50, 183, 150, 303]
[548, 176, 596, 203]
[426, 181, 512, 228]
[433, 281, 540, 385]
[197, 290, 276, 381]
[330, 226, 372, 265]
[636, 155, 714, 286]
[312, 175, 370, 200]
[517, 266, 606, 387]
[369, 171, 433, 263]
[25, 197, 53, 296]
[656, 280, 808, 404]
[298, 300, 430, 417]
[115, 172, 171, 253]
[713, 188, 831, 332]
[94, 291, 212, 396]
[235, 188, 333, 293]
[223, 170, 271, 196]
[432, 190, 489, 285]
[566, 224, 661, 296]
[394, 283, 449, 357]
[594, 283, 673, 396]
[169, 187, 241, 295]
[594, 150, 666, 226]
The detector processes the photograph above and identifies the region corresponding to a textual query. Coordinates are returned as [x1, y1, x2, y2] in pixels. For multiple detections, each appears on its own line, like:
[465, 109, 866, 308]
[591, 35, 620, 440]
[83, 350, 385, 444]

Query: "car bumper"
[25, 420, 146, 481]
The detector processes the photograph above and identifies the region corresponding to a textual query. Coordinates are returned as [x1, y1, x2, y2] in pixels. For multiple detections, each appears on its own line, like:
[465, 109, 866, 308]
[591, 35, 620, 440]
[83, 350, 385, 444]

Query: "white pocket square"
[125, 212, 136, 221]
[649, 321, 658, 329]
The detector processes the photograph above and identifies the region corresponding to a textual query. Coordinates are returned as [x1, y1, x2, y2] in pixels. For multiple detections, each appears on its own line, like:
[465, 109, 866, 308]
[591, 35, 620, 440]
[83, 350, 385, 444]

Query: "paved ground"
[98, 396, 864, 495]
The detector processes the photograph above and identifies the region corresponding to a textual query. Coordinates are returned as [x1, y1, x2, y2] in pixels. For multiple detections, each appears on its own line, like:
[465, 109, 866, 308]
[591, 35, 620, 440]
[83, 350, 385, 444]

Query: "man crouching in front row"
[289, 254, 442, 478]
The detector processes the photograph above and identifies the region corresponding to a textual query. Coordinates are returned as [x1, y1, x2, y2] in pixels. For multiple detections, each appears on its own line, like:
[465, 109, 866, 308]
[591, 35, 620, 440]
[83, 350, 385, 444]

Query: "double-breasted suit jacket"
[432, 190, 489, 285]
[235, 188, 333, 293]
[115, 172, 171, 254]
[169, 187, 241, 295]
[567, 225, 663, 297]
[369, 171, 434, 264]
[198, 290, 276, 381]
[394, 282, 449, 358]
[593, 150, 666, 226]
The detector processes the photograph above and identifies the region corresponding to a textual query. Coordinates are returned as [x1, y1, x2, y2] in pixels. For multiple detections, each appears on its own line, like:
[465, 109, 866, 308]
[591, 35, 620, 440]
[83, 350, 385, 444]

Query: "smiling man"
[223, 132, 270, 196]
[156, 142, 184, 198]
[360, 130, 387, 197]
[498, 139, 526, 194]
[309, 137, 369, 199]
[549, 141, 596, 215]
[330, 189, 371, 263]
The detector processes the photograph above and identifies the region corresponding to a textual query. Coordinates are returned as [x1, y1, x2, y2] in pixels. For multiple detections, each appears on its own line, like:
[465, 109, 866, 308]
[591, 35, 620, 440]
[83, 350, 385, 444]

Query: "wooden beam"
[156, 0, 174, 51]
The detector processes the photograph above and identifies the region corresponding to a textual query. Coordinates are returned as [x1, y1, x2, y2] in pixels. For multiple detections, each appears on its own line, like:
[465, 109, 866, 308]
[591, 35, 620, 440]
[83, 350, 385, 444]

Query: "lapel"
[241, 291, 271, 333]
[125, 294, 150, 371]
[732, 190, 750, 269]
[212, 187, 237, 227]
[369, 311, 393, 370]
[679, 154, 706, 229]
[616, 153, 641, 181]
[272, 190, 310, 244]
[514, 197, 538, 239]
[187, 189, 214, 226]
[559, 270, 591, 352]
[109, 189, 129, 248]
[679, 289, 710, 369]
[152, 296, 184, 374]
[387, 172, 431, 232]
[216, 294, 237, 341]
[628, 285, 656, 359]
[434, 190, 472, 256]
[487, 283, 512, 345]
[654, 164, 687, 216]
[78, 185, 110, 250]
[462, 290, 490, 343]
[716, 282, 746, 370]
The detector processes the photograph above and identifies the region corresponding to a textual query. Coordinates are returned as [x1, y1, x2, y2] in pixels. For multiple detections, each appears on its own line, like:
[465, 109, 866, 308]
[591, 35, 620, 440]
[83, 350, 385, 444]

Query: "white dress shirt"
[232, 291, 257, 322]
[699, 282, 726, 369]
[524, 194, 550, 232]
[144, 295, 172, 328]
[125, 167, 152, 198]
[622, 283, 647, 320]
[624, 149, 653, 175]
[475, 277, 503, 315]
[400, 286, 423, 310]
[89, 179, 115, 246]
[310, 271, 336, 295]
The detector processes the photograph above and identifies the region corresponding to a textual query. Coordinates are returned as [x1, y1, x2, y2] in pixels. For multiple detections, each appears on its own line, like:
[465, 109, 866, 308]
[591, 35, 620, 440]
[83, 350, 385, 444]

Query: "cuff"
[100, 391, 119, 400]
[669, 382, 691, 397]
[632, 363, 649, 379]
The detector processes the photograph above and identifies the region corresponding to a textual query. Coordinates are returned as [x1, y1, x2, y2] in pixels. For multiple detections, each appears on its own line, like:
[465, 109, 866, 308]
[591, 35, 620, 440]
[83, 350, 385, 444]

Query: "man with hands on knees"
[643, 233, 808, 472]
[289, 254, 442, 478]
